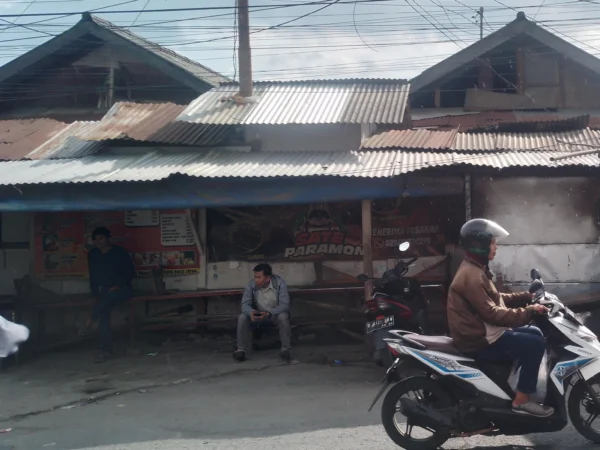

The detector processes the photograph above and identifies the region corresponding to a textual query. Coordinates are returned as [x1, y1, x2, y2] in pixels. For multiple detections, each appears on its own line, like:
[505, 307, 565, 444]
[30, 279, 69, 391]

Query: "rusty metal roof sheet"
[26, 121, 103, 160]
[21, 103, 232, 155]
[82, 102, 187, 141]
[361, 129, 457, 150]
[411, 111, 517, 130]
[75, 102, 231, 146]
[413, 110, 600, 132]
[177, 79, 410, 125]
[0, 119, 70, 160]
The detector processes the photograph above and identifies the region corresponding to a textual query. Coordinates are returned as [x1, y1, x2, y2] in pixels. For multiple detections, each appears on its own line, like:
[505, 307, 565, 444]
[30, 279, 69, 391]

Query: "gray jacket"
[241, 275, 291, 317]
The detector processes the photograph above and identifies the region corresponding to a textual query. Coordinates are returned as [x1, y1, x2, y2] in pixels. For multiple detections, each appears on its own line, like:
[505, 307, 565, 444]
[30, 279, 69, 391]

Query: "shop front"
[1, 173, 465, 352]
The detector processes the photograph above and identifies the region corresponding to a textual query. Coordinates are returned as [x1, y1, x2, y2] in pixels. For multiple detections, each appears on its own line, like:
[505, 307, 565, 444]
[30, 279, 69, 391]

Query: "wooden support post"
[434, 86, 441, 108]
[362, 200, 373, 301]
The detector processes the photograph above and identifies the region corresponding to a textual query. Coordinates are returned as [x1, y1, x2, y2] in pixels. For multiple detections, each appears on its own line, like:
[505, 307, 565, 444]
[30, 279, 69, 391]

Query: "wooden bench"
[128, 285, 366, 343]
[13, 267, 450, 350]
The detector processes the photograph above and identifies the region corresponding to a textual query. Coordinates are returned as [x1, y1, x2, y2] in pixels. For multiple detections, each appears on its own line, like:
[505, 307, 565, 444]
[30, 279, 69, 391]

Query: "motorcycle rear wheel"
[381, 376, 452, 450]
[569, 374, 600, 443]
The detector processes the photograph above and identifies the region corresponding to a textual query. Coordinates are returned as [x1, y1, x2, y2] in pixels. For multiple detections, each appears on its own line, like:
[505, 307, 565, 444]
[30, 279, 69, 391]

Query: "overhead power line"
[0, 0, 396, 18]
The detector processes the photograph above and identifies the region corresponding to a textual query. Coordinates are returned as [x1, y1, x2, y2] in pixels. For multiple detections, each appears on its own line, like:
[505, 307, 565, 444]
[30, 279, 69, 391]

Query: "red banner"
[35, 210, 200, 278]
[207, 197, 463, 262]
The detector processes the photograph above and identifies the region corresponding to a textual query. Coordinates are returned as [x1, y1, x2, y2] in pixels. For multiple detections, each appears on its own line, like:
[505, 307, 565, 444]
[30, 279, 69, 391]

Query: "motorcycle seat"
[407, 334, 465, 356]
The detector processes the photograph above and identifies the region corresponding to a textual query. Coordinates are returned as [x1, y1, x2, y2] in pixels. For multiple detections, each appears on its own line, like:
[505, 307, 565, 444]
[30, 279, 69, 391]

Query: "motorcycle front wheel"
[569, 374, 600, 443]
[381, 377, 451, 450]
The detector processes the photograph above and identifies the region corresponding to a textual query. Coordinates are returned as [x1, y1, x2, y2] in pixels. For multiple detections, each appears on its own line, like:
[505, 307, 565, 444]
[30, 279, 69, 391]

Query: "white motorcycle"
[369, 268, 600, 450]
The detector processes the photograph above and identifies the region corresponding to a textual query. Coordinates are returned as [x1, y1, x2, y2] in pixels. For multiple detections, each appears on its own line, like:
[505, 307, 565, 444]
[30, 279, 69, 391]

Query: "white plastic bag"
[507, 350, 549, 403]
[0, 315, 29, 358]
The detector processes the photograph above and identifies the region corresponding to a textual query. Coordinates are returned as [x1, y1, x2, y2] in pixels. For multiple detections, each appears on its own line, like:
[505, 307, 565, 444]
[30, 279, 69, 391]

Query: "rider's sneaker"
[512, 401, 554, 417]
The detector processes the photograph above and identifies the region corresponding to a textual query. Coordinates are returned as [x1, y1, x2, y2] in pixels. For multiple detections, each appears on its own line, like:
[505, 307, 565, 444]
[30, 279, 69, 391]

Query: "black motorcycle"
[357, 242, 430, 367]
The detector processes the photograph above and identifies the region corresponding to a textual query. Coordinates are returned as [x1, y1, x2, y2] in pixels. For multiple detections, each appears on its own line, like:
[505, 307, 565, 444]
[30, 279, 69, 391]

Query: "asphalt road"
[0, 362, 599, 450]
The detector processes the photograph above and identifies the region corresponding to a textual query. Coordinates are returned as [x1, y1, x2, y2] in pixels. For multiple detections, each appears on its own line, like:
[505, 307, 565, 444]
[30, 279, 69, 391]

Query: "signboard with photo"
[35, 210, 200, 278]
[207, 197, 463, 262]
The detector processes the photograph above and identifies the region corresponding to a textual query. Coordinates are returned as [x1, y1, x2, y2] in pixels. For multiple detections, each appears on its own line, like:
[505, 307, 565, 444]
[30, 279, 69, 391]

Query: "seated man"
[233, 263, 291, 362]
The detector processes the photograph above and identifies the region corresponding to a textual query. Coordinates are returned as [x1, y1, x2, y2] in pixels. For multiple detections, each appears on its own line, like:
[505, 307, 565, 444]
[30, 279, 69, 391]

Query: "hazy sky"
[0, 0, 598, 81]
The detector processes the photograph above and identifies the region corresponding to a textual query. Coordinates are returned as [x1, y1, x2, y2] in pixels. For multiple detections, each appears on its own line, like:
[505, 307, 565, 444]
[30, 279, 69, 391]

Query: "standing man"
[85, 226, 135, 363]
[233, 263, 292, 363]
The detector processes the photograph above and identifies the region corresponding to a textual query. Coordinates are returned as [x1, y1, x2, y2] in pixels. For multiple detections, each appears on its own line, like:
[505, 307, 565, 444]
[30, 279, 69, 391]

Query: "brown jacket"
[447, 258, 534, 353]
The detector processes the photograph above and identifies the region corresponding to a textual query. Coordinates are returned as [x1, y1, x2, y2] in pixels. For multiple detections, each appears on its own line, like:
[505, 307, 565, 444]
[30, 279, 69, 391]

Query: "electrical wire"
[353, 0, 378, 52]
[0, 0, 598, 86]
[195, 0, 341, 45]
[0, 0, 42, 36]
[0, 0, 398, 18]
[129, 0, 151, 29]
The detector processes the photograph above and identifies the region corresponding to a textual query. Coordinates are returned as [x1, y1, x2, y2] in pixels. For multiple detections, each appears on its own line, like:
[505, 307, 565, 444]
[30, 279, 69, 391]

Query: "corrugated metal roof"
[362, 129, 457, 150]
[83, 102, 186, 141]
[364, 128, 600, 152]
[0, 147, 597, 186]
[22, 103, 232, 156]
[411, 111, 517, 130]
[177, 79, 410, 125]
[434, 151, 600, 170]
[0, 150, 399, 184]
[78, 102, 231, 146]
[26, 121, 103, 159]
[396, 150, 600, 172]
[0, 119, 69, 160]
[413, 110, 600, 132]
[410, 108, 479, 121]
[453, 129, 600, 152]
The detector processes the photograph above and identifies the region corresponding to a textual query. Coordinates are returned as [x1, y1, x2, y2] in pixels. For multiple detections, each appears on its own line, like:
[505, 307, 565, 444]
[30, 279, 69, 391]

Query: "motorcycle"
[369, 267, 600, 450]
[357, 241, 430, 368]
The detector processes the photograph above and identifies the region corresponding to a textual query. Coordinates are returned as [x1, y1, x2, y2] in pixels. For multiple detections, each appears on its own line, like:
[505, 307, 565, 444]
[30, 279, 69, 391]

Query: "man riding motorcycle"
[447, 218, 552, 417]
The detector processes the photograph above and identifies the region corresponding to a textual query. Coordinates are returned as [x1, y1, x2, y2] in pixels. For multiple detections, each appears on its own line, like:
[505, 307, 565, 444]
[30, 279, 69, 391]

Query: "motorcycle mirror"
[356, 274, 369, 282]
[399, 241, 410, 252]
[530, 268, 542, 281]
[529, 279, 544, 294]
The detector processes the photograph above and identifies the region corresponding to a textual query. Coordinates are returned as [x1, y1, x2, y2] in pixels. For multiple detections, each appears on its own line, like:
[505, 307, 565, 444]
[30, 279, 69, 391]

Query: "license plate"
[366, 315, 395, 334]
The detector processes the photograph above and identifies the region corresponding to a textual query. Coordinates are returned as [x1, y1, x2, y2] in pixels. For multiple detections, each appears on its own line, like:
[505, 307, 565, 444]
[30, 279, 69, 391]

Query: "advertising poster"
[35, 210, 200, 278]
[207, 197, 463, 262]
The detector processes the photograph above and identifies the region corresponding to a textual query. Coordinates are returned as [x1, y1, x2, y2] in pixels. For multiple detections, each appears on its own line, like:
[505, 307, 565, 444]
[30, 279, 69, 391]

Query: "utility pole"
[478, 7, 484, 39]
[237, 0, 253, 98]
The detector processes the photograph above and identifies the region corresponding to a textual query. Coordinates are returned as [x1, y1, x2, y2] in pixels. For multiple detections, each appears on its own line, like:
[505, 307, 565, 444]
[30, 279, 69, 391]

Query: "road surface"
[0, 362, 598, 450]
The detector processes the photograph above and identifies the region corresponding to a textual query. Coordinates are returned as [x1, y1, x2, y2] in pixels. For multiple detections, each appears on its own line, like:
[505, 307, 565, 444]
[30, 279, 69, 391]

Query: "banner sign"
[207, 197, 463, 262]
[35, 210, 200, 278]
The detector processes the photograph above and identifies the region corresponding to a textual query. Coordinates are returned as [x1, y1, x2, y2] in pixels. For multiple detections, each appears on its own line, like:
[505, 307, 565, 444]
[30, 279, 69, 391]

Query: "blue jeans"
[91, 287, 133, 354]
[473, 326, 545, 395]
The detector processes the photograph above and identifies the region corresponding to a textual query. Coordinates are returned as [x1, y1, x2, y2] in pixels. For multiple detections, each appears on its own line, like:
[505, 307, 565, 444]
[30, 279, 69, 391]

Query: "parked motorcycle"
[357, 241, 430, 368]
[368, 267, 600, 450]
